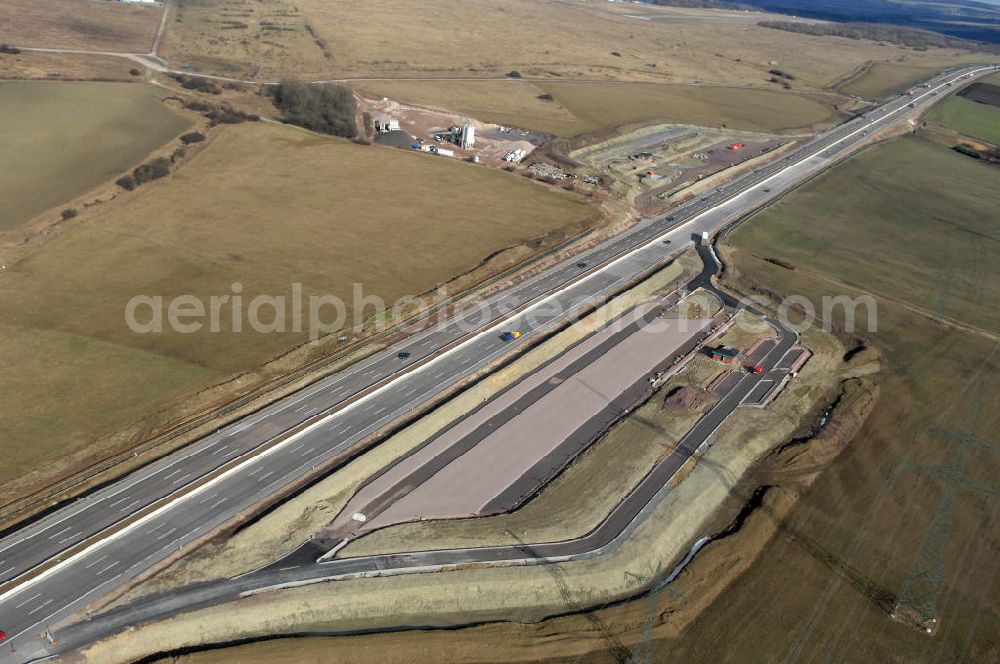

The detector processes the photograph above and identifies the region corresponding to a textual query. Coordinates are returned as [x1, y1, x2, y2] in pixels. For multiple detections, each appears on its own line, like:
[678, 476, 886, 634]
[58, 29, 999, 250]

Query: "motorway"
[0, 64, 994, 661]
[47, 244, 793, 658]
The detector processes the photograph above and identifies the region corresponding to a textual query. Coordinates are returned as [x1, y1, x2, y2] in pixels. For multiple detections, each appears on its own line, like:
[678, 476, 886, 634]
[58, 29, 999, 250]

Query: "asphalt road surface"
[49, 244, 793, 659]
[330, 304, 715, 537]
[0, 64, 994, 661]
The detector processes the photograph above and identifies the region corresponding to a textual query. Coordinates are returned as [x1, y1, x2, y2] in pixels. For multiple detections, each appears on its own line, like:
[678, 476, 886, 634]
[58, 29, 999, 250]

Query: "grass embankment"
[83, 289, 849, 664]
[928, 95, 1000, 145]
[662, 135, 1000, 662]
[132, 132, 1000, 664]
[838, 62, 944, 100]
[0, 0, 161, 52]
[0, 121, 597, 504]
[0, 81, 192, 231]
[109, 256, 698, 601]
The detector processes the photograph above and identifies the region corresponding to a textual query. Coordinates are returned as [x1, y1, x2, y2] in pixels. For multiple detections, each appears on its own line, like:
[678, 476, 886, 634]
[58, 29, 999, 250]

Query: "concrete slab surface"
[332, 303, 714, 539]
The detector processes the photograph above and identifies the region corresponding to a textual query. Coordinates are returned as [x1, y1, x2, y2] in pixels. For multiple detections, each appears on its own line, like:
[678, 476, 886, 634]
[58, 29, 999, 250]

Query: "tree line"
[269, 79, 357, 138]
[759, 20, 1000, 54]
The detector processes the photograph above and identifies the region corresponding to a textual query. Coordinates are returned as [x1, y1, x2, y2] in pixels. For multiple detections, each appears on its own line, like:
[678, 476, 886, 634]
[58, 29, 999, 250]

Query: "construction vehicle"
[500, 330, 522, 343]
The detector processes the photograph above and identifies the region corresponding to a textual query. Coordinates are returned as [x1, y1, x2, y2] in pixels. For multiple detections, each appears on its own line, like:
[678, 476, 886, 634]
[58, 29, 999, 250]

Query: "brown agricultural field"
[160, 0, 986, 88]
[0, 0, 162, 53]
[0, 50, 141, 81]
[534, 81, 840, 135]
[141, 132, 1000, 664]
[354, 79, 842, 137]
[661, 136, 1000, 663]
[0, 120, 598, 506]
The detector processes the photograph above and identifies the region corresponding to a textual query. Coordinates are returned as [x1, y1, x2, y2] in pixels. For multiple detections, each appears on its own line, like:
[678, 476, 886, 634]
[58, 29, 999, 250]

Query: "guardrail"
[0, 223, 601, 527]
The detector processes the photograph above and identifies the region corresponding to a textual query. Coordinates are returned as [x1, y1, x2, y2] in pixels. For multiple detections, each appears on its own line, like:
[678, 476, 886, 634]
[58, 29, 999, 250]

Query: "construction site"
[361, 94, 541, 166]
[570, 124, 797, 216]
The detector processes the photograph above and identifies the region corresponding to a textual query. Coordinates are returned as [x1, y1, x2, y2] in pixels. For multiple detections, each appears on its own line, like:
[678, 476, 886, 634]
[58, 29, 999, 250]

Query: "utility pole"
[892, 392, 998, 632]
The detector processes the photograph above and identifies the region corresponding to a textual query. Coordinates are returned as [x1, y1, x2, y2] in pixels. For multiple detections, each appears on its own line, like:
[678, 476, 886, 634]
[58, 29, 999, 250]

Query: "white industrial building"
[374, 117, 400, 133]
[460, 123, 475, 149]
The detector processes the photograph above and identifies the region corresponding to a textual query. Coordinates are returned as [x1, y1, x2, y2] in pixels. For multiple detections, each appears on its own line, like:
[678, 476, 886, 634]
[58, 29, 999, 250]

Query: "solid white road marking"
[0, 65, 989, 626]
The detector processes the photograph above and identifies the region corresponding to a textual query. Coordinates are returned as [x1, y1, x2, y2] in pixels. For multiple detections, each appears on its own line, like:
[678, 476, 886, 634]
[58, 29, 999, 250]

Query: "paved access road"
[48, 244, 792, 659]
[0, 64, 994, 662]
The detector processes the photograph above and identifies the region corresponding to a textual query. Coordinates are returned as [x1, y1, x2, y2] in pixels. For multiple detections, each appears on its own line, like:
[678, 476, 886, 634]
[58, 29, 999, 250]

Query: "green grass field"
[668, 135, 1000, 661]
[0, 81, 193, 231]
[928, 94, 1000, 145]
[839, 62, 943, 100]
[733, 136, 1000, 332]
[0, 121, 597, 496]
[532, 82, 841, 135]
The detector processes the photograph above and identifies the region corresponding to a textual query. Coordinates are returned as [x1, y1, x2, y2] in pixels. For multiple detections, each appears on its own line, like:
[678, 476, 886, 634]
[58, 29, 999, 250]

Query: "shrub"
[60, 208, 78, 220]
[611, 51, 622, 57]
[205, 105, 258, 126]
[172, 73, 221, 95]
[953, 144, 982, 159]
[537, 93, 555, 101]
[116, 175, 137, 191]
[132, 157, 171, 185]
[129, 68, 142, 76]
[171, 147, 187, 162]
[0, 44, 21, 55]
[507, 70, 523, 78]
[180, 131, 206, 144]
[768, 68, 795, 80]
[183, 100, 214, 113]
[271, 79, 357, 137]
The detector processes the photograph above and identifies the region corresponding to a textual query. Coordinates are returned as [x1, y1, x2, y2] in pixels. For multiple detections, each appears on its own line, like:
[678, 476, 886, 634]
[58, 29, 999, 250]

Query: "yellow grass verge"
[77, 321, 845, 664]
[0, 120, 597, 504]
[106, 252, 699, 604]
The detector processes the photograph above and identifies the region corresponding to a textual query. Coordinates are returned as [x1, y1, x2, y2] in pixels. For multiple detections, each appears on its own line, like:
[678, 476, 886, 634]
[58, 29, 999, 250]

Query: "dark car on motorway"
[397, 351, 411, 360]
